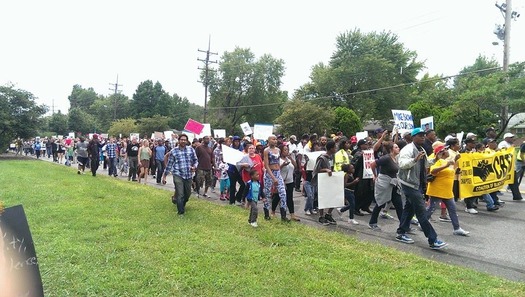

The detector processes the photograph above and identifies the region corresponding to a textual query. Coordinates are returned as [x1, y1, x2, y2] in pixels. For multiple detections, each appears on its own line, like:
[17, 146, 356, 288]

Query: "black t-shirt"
[127, 143, 140, 157]
[375, 155, 399, 178]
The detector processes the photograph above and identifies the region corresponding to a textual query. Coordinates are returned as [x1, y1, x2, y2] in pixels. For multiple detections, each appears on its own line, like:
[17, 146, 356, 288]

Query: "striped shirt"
[164, 145, 198, 179]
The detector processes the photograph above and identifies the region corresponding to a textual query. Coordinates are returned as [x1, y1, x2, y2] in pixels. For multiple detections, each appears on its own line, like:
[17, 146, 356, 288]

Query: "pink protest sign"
[184, 118, 205, 135]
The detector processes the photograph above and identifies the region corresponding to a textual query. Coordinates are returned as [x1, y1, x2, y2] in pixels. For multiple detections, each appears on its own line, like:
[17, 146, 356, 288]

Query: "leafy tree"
[107, 118, 139, 138]
[275, 99, 335, 136]
[0, 84, 47, 150]
[132, 80, 172, 118]
[300, 29, 424, 124]
[205, 47, 287, 134]
[332, 107, 362, 137]
[136, 115, 170, 138]
[48, 111, 69, 135]
[68, 85, 99, 111]
[68, 108, 95, 135]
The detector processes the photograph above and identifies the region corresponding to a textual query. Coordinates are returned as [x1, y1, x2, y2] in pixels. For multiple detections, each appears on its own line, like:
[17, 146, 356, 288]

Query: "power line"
[108, 74, 123, 120]
[206, 66, 502, 110]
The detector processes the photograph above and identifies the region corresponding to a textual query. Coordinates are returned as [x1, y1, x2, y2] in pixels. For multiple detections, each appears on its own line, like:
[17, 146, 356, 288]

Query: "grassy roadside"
[0, 160, 524, 296]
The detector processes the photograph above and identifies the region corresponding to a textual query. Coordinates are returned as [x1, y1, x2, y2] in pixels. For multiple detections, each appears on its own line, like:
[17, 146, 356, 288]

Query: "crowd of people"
[18, 125, 525, 249]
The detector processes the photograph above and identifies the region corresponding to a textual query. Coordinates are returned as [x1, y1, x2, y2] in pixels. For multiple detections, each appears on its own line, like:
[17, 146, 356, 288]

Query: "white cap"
[444, 135, 455, 142]
[466, 132, 477, 139]
[504, 132, 515, 139]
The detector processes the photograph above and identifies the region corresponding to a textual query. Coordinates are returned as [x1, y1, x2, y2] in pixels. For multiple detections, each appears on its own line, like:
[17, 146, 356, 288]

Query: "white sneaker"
[250, 222, 258, 228]
[465, 208, 478, 214]
[380, 212, 394, 219]
[305, 210, 312, 215]
[348, 219, 359, 225]
[453, 227, 470, 236]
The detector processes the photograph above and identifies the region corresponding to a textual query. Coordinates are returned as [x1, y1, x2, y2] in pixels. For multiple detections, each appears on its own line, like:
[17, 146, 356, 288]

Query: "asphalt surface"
[22, 154, 525, 282]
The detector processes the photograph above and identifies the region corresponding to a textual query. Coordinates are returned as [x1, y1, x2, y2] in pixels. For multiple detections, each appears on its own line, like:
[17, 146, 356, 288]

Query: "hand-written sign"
[0, 205, 44, 297]
[391, 110, 414, 130]
[362, 149, 375, 179]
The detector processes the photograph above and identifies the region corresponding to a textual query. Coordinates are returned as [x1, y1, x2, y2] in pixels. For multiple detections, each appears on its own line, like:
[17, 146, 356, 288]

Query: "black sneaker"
[318, 217, 330, 226]
[325, 214, 337, 225]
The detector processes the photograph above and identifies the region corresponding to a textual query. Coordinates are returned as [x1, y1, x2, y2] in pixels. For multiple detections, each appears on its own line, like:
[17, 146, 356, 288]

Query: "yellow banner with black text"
[458, 148, 515, 198]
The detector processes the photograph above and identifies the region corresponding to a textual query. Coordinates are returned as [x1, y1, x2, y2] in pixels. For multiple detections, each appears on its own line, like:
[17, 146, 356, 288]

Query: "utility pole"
[495, 0, 514, 131]
[108, 74, 123, 120]
[197, 36, 217, 123]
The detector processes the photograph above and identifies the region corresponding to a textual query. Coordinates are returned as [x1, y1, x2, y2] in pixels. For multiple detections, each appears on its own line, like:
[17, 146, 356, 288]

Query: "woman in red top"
[239, 144, 264, 185]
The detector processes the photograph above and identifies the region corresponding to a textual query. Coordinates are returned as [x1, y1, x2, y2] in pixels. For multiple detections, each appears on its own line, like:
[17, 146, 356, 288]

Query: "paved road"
[26, 154, 525, 282]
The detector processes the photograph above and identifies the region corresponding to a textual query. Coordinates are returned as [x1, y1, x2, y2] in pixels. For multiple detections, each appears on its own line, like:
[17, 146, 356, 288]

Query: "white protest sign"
[355, 131, 369, 141]
[101, 133, 109, 139]
[318, 171, 345, 209]
[57, 135, 63, 140]
[164, 131, 173, 140]
[253, 124, 274, 140]
[89, 133, 94, 140]
[68, 132, 75, 138]
[130, 133, 140, 140]
[214, 129, 226, 138]
[240, 122, 252, 135]
[222, 145, 246, 165]
[392, 110, 414, 135]
[456, 132, 464, 144]
[362, 149, 375, 179]
[196, 123, 212, 138]
[304, 151, 326, 171]
[420, 116, 434, 131]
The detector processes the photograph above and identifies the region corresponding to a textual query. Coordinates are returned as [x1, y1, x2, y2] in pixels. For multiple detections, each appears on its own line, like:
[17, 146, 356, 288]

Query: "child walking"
[244, 170, 266, 228]
[218, 161, 230, 201]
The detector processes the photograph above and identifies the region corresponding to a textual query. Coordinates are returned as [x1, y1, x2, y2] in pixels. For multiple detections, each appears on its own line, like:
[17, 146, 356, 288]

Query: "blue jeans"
[173, 175, 192, 214]
[303, 181, 315, 212]
[155, 159, 165, 183]
[108, 157, 117, 176]
[397, 184, 437, 244]
[340, 189, 356, 219]
[426, 197, 460, 230]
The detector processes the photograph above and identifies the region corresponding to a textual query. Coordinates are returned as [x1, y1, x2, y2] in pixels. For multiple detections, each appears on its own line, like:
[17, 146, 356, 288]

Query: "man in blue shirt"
[162, 134, 199, 215]
[154, 139, 166, 184]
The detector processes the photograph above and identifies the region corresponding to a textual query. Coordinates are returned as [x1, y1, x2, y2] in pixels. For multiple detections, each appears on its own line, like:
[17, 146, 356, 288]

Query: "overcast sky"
[1, 0, 524, 114]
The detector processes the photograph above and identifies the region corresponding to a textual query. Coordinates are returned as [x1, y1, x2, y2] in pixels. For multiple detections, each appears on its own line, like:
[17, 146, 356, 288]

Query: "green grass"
[0, 160, 524, 296]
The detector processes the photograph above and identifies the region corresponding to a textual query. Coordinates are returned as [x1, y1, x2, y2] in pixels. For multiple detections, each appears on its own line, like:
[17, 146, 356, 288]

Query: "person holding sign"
[263, 135, 290, 222]
[396, 128, 448, 250]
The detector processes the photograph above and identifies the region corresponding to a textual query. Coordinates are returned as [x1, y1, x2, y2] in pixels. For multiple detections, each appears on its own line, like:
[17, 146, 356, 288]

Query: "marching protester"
[228, 136, 245, 205]
[368, 142, 404, 231]
[162, 134, 198, 216]
[195, 136, 214, 197]
[426, 144, 470, 236]
[127, 137, 140, 182]
[76, 137, 89, 175]
[87, 134, 102, 177]
[339, 164, 359, 225]
[243, 169, 266, 228]
[138, 139, 152, 184]
[106, 136, 118, 177]
[263, 135, 290, 222]
[395, 128, 448, 249]
[154, 139, 166, 184]
[312, 140, 338, 225]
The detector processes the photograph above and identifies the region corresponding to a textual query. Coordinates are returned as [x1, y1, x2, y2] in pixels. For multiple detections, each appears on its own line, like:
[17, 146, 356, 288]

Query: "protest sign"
[68, 132, 75, 138]
[222, 145, 245, 165]
[458, 148, 515, 198]
[196, 124, 212, 138]
[304, 151, 326, 171]
[164, 131, 173, 140]
[317, 171, 345, 209]
[355, 131, 368, 141]
[154, 132, 164, 139]
[130, 133, 140, 140]
[214, 129, 226, 138]
[253, 124, 274, 140]
[184, 118, 205, 135]
[0, 205, 44, 297]
[420, 116, 434, 131]
[362, 149, 375, 179]
[392, 110, 414, 133]
[240, 122, 252, 135]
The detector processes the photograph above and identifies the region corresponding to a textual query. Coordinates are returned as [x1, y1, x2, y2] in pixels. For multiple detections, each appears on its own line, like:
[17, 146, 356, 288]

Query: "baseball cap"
[357, 139, 367, 147]
[504, 132, 515, 139]
[466, 132, 477, 139]
[410, 128, 425, 137]
[350, 136, 358, 143]
[433, 145, 447, 156]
